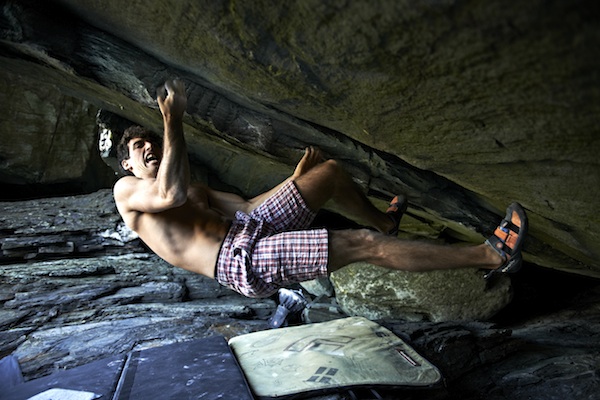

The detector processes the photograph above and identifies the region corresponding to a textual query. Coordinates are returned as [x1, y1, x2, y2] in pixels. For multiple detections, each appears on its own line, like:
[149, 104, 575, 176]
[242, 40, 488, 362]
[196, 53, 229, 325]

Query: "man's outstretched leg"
[327, 203, 528, 276]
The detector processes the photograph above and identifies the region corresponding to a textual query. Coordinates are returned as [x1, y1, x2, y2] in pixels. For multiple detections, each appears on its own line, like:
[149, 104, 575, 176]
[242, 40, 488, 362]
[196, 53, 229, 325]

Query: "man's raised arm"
[155, 79, 190, 207]
[114, 79, 190, 215]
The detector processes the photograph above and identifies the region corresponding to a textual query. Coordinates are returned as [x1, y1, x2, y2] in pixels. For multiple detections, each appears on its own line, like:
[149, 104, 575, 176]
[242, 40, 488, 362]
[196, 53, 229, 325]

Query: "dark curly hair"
[117, 126, 163, 175]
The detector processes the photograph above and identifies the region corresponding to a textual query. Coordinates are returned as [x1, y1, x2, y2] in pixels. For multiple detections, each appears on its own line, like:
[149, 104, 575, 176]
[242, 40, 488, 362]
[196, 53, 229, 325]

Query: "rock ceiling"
[0, 0, 598, 276]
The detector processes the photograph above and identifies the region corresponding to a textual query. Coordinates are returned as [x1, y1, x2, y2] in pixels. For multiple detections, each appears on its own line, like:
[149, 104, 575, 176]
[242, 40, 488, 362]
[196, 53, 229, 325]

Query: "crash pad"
[4, 355, 125, 400]
[112, 336, 253, 400]
[229, 317, 443, 399]
[5, 336, 253, 400]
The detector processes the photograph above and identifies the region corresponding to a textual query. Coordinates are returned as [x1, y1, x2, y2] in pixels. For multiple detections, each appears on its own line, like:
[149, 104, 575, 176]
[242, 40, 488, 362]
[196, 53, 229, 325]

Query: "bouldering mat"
[229, 317, 443, 399]
[113, 335, 253, 400]
[4, 355, 125, 400]
[5, 336, 253, 400]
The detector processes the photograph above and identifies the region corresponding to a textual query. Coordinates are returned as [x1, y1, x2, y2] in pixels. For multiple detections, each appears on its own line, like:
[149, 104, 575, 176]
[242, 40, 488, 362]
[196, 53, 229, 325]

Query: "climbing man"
[113, 79, 528, 298]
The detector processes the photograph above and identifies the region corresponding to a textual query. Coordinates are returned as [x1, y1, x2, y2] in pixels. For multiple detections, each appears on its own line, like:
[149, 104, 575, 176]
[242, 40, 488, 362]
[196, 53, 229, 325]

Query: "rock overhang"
[0, 0, 598, 277]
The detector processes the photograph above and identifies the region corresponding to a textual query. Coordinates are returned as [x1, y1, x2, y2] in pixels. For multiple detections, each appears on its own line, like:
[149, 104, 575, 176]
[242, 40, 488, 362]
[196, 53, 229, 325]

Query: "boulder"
[331, 262, 512, 322]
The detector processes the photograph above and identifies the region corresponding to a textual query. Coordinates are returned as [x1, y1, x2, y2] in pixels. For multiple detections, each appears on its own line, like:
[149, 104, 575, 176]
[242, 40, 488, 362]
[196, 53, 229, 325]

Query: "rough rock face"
[0, 64, 116, 197]
[0, 77, 96, 184]
[0, 0, 598, 278]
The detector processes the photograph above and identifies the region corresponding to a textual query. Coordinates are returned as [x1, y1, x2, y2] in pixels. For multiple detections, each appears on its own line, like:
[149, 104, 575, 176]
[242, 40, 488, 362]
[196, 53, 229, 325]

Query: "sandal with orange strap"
[484, 202, 528, 280]
[386, 194, 408, 236]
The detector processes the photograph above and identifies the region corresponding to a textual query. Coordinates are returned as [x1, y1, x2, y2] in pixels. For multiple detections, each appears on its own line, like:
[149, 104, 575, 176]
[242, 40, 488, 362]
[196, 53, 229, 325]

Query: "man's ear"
[121, 159, 132, 172]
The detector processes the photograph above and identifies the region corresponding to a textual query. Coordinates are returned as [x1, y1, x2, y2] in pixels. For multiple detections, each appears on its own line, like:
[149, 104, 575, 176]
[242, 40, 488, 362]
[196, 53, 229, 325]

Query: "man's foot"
[268, 289, 307, 329]
[484, 202, 528, 280]
[292, 146, 324, 179]
[386, 194, 408, 236]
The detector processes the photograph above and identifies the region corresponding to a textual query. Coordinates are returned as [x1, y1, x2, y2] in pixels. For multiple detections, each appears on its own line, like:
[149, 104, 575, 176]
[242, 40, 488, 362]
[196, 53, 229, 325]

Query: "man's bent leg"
[294, 159, 395, 233]
[245, 147, 325, 214]
[327, 229, 504, 274]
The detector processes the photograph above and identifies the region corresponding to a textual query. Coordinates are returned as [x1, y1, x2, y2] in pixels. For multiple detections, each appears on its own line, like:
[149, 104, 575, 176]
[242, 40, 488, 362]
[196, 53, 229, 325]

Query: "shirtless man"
[114, 79, 528, 298]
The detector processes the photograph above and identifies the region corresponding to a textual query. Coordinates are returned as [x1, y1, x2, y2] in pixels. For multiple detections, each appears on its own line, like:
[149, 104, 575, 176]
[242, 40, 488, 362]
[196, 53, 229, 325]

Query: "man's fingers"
[163, 79, 176, 95]
[173, 78, 185, 91]
[157, 79, 185, 101]
[165, 78, 185, 94]
[156, 79, 188, 120]
[156, 84, 167, 103]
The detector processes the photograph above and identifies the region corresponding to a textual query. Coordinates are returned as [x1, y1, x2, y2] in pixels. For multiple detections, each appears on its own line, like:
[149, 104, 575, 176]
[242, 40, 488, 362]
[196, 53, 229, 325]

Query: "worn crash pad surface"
[113, 336, 253, 400]
[5, 336, 253, 400]
[4, 355, 125, 400]
[229, 317, 442, 398]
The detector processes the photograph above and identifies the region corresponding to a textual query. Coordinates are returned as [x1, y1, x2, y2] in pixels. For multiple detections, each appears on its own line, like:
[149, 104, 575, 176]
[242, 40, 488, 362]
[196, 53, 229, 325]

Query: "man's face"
[121, 137, 162, 178]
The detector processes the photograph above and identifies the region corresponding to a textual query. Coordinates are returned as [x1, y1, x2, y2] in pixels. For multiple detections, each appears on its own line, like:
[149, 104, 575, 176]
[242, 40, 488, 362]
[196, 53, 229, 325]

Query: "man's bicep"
[114, 177, 171, 214]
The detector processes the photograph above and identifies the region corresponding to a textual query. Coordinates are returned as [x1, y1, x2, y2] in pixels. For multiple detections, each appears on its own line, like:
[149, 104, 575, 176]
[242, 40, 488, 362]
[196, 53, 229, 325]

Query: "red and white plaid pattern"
[216, 181, 329, 298]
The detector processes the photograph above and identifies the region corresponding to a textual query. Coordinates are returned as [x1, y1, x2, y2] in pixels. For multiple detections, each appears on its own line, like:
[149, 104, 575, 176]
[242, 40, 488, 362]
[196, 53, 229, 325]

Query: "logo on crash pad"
[307, 366, 339, 384]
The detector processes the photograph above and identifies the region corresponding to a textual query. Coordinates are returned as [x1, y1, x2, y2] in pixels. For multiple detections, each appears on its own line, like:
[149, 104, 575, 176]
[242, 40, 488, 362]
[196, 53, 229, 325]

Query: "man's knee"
[321, 159, 341, 178]
[329, 229, 378, 268]
[295, 159, 340, 205]
[342, 228, 377, 245]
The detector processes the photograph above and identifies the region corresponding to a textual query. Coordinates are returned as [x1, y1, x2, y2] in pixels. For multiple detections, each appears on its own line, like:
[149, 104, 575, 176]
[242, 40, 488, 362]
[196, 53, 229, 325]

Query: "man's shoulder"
[113, 175, 130, 192]
[113, 175, 142, 206]
[113, 176, 145, 223]
[114, 175, 140, 191]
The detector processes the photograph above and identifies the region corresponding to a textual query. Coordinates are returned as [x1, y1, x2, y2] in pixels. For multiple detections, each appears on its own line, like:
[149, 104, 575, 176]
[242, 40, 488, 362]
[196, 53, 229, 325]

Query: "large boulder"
[331, 263, 513, 322]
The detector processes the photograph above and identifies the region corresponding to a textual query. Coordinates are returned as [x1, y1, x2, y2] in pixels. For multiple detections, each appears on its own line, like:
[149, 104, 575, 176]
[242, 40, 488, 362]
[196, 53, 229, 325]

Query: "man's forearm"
[155, 79, 190, 207]
[157, 116, 190, 205]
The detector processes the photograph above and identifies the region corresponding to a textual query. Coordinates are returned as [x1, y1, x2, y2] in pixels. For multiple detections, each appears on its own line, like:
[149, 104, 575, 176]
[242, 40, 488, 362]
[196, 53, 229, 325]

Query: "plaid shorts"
[215, 181, 329, 298]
